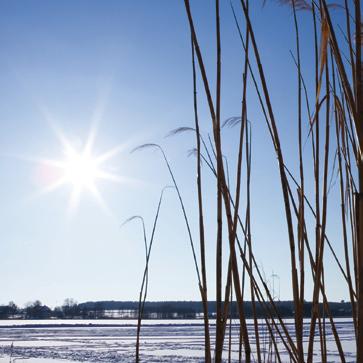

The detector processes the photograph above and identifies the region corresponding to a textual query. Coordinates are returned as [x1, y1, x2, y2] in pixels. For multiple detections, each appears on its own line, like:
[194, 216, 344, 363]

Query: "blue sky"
[0, 0, 351, 307]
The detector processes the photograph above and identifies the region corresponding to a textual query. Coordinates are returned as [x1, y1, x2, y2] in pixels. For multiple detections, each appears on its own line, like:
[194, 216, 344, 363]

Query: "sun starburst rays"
[27, 125, 127, 216]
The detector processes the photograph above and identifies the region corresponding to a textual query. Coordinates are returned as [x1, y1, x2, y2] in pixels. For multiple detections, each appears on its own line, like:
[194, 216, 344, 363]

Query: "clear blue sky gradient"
[0, 0, 350, 307]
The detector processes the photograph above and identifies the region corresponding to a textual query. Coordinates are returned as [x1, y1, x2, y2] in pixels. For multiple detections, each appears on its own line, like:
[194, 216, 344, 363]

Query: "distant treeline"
[0, 299, 353, 320]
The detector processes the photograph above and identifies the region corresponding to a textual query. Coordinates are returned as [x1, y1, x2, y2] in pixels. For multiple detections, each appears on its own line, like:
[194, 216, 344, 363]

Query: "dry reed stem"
[191, 36, 211, 363]
[239, 1, 303, 361]
[184, 1, 252, 360]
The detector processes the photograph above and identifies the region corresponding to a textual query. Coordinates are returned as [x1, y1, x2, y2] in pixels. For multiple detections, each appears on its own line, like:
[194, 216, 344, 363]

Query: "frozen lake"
[0, 318, 356, 362]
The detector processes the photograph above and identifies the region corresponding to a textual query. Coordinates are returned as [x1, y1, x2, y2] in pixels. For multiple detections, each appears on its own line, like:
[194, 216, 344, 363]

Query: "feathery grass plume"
[187, 148, 217, 174]
[263, 0, 312, 10]
[222, 116, 242, 128]
[165, 126, 195, 137]
[263, 0, 342, 10]
[166, 126, 216, 171]
[121, 216, 148, 258]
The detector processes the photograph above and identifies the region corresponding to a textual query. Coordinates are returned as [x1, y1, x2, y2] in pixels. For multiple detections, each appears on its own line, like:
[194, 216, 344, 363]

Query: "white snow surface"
[0, 318, 356, 362]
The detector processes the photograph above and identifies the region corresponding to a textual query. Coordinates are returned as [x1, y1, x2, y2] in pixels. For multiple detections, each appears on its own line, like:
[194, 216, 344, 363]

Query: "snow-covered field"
[0, 318, 356, 362]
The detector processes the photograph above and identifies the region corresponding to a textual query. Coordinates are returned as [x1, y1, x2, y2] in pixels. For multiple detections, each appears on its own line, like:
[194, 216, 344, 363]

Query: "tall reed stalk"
[191, 35, 212, 363]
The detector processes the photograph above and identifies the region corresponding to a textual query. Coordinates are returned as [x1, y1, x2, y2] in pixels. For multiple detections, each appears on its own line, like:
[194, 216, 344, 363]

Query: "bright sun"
[33, 125, 126, 215]
[63, 151, 100, 189]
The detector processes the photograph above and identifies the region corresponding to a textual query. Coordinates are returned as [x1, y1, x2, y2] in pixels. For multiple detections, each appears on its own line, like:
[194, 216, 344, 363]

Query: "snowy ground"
[0, 318, 356, 362]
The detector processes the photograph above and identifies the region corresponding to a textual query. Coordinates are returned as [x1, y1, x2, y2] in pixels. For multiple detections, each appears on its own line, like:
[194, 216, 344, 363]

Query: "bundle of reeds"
[129, 0, 362, 361]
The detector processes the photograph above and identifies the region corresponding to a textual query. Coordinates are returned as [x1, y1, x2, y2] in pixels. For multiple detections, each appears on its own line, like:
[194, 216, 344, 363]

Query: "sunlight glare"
[27, 123, 130, 215]
[63, 151, 99, 189]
